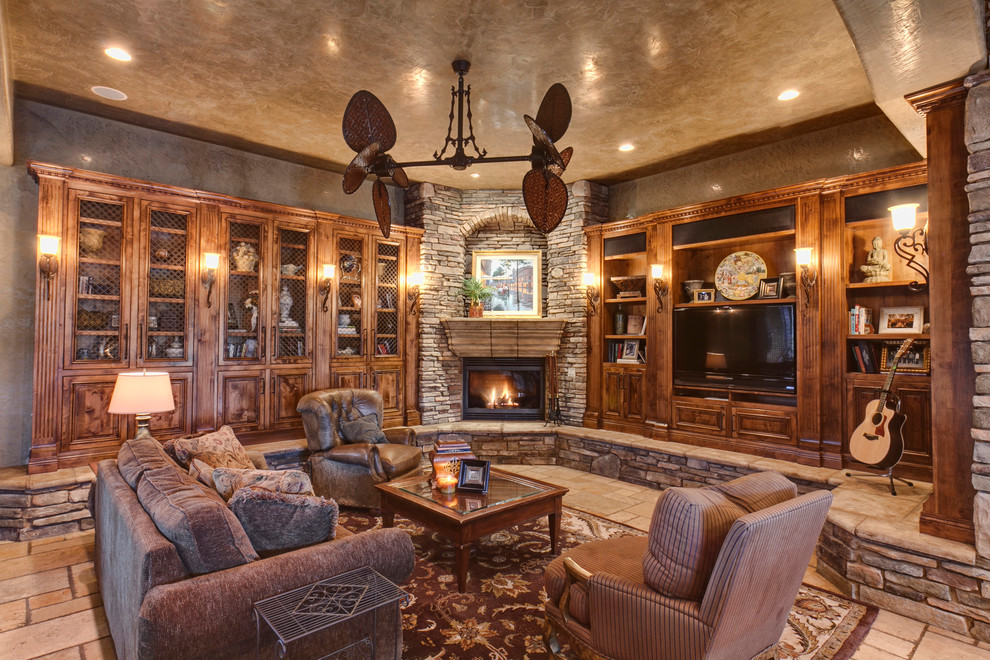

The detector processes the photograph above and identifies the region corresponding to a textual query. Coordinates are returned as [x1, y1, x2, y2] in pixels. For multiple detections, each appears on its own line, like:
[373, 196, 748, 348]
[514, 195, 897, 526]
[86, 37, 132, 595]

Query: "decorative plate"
[714, 251, 767, 300]
[338, 254, 360, 273]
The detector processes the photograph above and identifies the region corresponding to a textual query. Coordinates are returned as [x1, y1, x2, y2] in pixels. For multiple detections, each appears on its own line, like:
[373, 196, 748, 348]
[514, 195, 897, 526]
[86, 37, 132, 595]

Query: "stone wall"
[968, 71, 990, 559]
[0, 468, 94, 542]
[405, 181, 607, 425]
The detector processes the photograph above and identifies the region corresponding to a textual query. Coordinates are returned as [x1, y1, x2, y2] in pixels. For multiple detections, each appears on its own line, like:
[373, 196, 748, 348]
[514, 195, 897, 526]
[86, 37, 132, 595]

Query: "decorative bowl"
[610, 276, 646, 294]
[79, 227, 106, 254]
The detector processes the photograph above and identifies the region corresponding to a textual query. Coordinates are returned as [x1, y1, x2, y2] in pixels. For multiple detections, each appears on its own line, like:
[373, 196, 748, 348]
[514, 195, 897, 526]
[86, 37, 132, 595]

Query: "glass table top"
[396, 472, 548, 515]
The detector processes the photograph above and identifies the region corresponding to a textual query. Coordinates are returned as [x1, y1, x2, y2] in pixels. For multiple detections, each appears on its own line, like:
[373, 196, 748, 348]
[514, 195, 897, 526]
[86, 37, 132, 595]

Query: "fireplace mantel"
[441, 318, 567, 358]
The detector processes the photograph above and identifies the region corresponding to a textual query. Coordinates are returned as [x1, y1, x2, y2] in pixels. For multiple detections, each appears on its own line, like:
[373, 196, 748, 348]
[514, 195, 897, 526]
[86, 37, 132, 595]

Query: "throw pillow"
[117, 435, 180, 489]
[340, 413, 387, 444]
[642, 487, 745, 601]
[713, 471, 797, 513]
[188, 458, 217, 491]
[172, 426, 253, 470]
[136, 466, 258, 574]
[211, 467, 314, 501]
[229, 487, 338, 553]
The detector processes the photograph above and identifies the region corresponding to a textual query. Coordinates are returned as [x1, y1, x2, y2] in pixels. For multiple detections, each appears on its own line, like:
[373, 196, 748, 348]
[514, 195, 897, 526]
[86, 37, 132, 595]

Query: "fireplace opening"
[463, 358, 545, 421]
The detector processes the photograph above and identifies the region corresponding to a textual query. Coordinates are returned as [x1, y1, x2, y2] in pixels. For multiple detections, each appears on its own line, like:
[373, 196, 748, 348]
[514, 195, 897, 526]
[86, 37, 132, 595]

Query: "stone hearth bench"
[4, 422, 987, 642]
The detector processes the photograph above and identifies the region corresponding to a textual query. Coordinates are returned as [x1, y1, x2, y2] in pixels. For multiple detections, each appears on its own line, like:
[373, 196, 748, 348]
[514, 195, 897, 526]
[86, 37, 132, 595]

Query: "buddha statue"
[860, 236, 891, 283]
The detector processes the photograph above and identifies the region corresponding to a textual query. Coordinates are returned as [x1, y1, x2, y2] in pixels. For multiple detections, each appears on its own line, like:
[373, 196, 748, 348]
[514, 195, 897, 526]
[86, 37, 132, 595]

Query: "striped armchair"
[544, 472, 832, 660]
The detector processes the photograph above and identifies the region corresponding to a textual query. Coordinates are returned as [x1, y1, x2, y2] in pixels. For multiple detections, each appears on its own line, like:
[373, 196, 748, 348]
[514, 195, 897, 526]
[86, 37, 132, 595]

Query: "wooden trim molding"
[441, 318, 567, 358]
[905, 79, 968, 117]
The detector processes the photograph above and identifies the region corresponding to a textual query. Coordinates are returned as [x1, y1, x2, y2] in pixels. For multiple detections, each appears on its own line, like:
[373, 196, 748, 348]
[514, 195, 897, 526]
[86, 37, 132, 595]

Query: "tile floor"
[0, 464, 987, 659]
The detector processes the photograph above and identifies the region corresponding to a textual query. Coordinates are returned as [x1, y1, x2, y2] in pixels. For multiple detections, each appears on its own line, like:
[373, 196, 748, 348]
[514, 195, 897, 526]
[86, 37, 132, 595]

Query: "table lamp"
[108, 371, 175, 437]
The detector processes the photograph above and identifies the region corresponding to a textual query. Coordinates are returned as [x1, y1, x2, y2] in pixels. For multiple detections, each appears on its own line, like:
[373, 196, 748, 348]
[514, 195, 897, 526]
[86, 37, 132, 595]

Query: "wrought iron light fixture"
[889, 203, 928, 292]
[201, 252, 220, 308]
[582, 272, 600, 317]
[406, 272, 423, 315]
[319, 264, 336, 312]
[37, 234, 60, 301]
[794, 247, 817, 306]
[651, 264, 668, 313]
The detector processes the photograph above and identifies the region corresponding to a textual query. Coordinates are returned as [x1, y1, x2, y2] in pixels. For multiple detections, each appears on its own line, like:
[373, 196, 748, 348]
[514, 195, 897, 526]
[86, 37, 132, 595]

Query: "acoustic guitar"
[848, 338, 915, 469]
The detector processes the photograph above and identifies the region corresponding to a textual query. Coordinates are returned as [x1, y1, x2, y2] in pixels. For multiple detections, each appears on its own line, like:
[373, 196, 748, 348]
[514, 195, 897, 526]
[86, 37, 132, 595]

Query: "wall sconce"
[319, 264, 336, 312]
[38, 234, 60, 301]
[583, 272, 600, 317]
[406, 272, 423, 315]
[201, 252, 220, 308]
[794, 247, 817, 306]
[651, 263, 668, 313]
[889, 203, 928, 292]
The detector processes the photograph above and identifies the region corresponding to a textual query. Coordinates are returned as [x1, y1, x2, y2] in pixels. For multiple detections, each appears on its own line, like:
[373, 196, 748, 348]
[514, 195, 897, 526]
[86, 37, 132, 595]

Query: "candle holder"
[436, 475, 458, 494]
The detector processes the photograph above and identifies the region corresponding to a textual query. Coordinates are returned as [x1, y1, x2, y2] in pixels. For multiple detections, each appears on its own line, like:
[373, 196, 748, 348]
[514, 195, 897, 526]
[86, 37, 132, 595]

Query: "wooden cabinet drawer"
[731, 407, 796, 445]
[672, 399, 728, 435]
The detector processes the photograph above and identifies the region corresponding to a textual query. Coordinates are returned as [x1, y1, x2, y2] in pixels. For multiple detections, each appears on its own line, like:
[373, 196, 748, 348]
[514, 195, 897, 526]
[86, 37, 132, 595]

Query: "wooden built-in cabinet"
[585, 162, 935, 478]
[28, 162, 421, 473]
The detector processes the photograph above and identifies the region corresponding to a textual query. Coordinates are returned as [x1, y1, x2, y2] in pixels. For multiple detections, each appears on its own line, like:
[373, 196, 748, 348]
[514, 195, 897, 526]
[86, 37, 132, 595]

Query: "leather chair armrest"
[383, 427, 414, 446]
[296, 394, 337, 452]
[322, 444, 385, 479]
[246, 451, 269, 470]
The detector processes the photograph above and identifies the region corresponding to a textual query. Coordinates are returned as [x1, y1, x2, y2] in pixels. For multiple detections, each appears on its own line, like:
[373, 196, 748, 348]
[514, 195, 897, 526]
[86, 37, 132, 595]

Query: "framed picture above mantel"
[472, 250, 542, 317]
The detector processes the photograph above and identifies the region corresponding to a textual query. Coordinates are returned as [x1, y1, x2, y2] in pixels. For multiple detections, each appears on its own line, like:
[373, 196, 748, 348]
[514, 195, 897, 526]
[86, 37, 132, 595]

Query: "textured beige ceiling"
[7, 0, 878, 189]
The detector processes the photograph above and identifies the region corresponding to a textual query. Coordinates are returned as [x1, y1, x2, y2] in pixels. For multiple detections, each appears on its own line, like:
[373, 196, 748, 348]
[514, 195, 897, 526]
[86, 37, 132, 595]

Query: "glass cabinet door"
[374, 240, 401, 357]
[274, 226, 310, 360]
[142, 206, 192, 363]
[70, 196, 127, 366]
[224, 219, 265, 361]
[335, 235, 365, 358]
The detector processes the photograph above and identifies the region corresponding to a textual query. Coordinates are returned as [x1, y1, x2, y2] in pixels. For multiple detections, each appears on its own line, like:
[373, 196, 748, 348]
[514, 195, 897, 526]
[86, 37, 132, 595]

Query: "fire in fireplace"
[463, 358, 544, 420]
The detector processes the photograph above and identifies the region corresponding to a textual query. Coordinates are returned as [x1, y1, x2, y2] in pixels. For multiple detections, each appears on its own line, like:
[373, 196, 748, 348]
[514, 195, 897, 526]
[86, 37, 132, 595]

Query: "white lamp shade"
[651, 264, 663, 279]
[108, 372, 175, 415]
[38, 234, 60, 255]
[582, 272, 597, 287]
[407, 272, 423, 288]
[203, 252, 220, 269]
[322, 263, 336, 279]
[794, 247, 813, 267]
[889, 203, 920, 232]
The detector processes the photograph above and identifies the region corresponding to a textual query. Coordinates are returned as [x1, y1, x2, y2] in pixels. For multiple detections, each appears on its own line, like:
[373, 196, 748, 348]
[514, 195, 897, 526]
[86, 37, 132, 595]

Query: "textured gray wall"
[0, 100, 395, 468]
[608, 115, 920, 221]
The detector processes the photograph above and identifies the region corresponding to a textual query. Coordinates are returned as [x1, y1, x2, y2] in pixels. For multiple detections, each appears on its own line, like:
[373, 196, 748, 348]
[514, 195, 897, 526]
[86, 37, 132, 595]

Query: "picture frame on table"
[880, 340, 930, 374]
[878, 306, 924, 334]
[758, 278, 781, 299]
[621, 339, 640, 361]
[457, 459, 490, 493]
[693, 288, 715, 303]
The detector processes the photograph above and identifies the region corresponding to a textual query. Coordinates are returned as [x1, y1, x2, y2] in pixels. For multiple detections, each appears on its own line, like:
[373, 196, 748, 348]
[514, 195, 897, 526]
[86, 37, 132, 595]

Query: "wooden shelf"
[148, 296, 183, 303]
[846, 280, 925, 290]
[77, 293, 119, 301]
[230, 236, 259, 244]
[605, 334, 646, 339]
[79, 217, 121, 227]
[150, 226, 186, 235]
[672, 229, 794, 251]
[844, 372, 931, 382]
[74, 330, 118, 336]
[846, 333, 929, 340]
[605, 296, 647, 303]
[149, 263, 184, 271]
[673, 297, 796, 308]
[279, 274, 305, 281]
[229, 270, 259, 277]
[281, 242, 306, 250]
[79, 257, 121, 266]
[603, 251, 647, 261]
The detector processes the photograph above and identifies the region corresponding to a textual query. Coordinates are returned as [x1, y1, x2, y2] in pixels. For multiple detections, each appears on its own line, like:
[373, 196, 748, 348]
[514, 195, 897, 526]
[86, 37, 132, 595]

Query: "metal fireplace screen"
[463, 358, 544, 421]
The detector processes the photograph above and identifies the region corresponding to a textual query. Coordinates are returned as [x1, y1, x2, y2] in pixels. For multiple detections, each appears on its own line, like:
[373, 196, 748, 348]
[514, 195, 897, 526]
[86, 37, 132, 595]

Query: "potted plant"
[462, 277, 494, 317]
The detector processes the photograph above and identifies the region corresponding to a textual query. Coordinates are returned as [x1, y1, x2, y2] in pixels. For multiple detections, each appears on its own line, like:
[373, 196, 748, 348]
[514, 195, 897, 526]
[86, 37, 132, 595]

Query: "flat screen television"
[673, 303, 796, 393]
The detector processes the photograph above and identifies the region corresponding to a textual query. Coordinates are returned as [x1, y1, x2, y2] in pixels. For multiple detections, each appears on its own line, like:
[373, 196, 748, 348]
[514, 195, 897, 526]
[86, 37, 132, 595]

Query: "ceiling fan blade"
[342, 142, 380, 194]
[372, 179, 392, 238]
[391, 165, 410, 188]
[524, 115, 564, 171]
[534, 83, 572, 143]
[523, 169, 567, 234]
[342, 91, 397, 153]
[548, 146, 574, 177]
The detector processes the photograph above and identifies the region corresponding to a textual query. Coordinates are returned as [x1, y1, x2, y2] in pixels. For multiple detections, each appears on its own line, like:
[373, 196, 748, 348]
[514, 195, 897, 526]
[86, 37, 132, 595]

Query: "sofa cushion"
[713, 471, 797, 513]
[136, 466, 258, 574]
[229, 487, 338, 553]
[340, 413, 387, 444]
[377, 444, 423, 479]
[188, 458, 216, 491]
[212, 467, 314, 501]
[172, 426, 253, 470]
[642, 487, 745, 601]
[117, 434, 180, 489]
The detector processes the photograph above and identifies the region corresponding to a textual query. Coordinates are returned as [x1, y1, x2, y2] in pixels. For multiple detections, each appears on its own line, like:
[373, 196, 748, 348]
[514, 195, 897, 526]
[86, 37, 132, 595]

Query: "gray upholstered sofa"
[93, 434, 415, 660]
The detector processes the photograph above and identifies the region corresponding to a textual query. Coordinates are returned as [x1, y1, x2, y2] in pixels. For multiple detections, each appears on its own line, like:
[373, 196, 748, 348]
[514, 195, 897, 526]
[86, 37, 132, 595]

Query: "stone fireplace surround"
[404, 181, 608, 426]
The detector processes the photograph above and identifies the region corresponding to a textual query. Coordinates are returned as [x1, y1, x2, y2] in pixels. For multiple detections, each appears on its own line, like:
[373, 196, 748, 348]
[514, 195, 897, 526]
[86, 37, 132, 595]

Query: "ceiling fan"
[340, 60, 574, 237]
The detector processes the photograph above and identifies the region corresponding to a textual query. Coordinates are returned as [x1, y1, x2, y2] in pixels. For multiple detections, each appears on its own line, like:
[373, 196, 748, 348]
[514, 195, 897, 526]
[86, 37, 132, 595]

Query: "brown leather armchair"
[544, 472, 833, 660]
[297, 389, 422, 509]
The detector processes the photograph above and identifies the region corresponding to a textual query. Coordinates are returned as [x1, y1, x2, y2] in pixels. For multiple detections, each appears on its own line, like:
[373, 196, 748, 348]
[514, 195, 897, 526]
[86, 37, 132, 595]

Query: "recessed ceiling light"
[104, 47, 132, 62]
[91, 86, 128, 101]
[618, 144, 635, 152]
[470, 173, 480, 178]
[778, 90, 799, 101]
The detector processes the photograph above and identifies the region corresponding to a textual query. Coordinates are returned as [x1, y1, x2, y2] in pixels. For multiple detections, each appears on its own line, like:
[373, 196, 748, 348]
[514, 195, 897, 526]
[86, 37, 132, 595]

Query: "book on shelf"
[857, 340, 878, 373]
[848, 305, 873, 335]
[852, 344, 867, 373]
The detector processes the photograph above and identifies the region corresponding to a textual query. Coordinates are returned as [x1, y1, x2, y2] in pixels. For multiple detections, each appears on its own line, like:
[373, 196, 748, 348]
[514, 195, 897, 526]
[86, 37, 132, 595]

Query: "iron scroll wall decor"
[340, 60, 574, 238]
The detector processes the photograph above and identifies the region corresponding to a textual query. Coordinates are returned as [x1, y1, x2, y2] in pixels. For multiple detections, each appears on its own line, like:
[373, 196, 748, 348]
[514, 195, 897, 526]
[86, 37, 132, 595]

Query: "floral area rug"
[338, 508, 875, 660]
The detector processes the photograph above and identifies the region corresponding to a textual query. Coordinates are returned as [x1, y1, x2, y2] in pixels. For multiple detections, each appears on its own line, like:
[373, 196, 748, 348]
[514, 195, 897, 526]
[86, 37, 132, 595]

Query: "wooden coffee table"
[376, 468, 568, 592]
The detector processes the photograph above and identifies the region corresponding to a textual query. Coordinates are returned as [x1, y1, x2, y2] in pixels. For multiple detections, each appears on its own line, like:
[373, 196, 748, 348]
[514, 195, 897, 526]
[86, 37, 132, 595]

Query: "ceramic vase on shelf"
[682, 279, 704, 302]
[614, 304, 627, 335]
